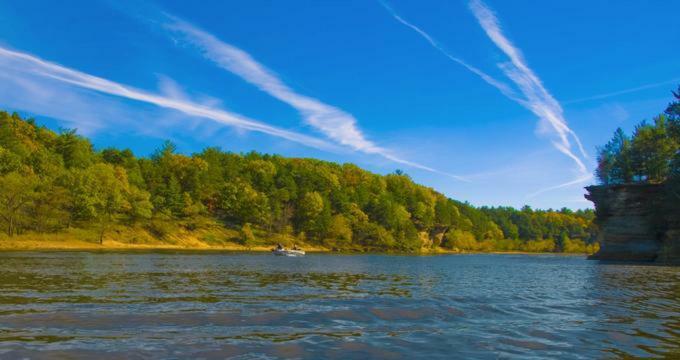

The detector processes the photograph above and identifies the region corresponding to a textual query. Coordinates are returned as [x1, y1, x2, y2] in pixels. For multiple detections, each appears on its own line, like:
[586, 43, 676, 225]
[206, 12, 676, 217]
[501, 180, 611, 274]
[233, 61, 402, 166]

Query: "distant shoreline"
[0, 111, 599, 258]
[0, 238, 327, 253]
[0, 238, 589, 256]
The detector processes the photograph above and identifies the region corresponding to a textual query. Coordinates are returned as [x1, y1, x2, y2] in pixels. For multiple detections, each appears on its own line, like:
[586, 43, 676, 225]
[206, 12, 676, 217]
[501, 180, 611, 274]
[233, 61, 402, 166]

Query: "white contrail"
[0, 45, 466, 180]
[166, 17, 375, 151]
[564, 77, 680, 104]
[161, 16, 468, 181]
[380, 0, 589, 174]
[0, 46, 336, 151]
[468, 0, 588, 173]
[378, 0, 523, 104]
[527, 173, 594, 198]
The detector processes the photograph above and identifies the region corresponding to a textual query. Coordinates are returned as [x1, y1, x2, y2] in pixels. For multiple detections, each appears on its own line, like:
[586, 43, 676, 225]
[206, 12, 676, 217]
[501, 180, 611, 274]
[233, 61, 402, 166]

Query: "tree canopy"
[0, 110, 597, 252]
[596, 86, 680, 185]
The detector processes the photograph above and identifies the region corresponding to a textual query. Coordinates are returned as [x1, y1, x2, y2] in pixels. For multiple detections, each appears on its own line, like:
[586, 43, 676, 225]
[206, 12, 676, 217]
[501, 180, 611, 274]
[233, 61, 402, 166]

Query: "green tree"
[0, 172, 38, 236]
[665, 86, 680, 122]
[442, 229, 477, 251]
[88, 164, 131, 244]
[127, 186, 153, 222]
[218, 180, 270, 226]
[326, 214, 353, 248]
[0, 146, 21, 174]
[596, 128, 633, 184]
[181, 192, 204, 218]
[596, 87, 680, 186]
[28, 181, 70, 233]
[240, 223, 256, 247]
[631, 116, 675, 182]
[55, 129, 96, 169]
[296, 191, 325, 234]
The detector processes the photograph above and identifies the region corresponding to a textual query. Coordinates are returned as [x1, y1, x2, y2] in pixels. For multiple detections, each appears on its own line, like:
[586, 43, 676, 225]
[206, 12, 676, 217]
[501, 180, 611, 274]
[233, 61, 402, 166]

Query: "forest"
[0, 110, 599, 253]
[596, 86, 680, 186]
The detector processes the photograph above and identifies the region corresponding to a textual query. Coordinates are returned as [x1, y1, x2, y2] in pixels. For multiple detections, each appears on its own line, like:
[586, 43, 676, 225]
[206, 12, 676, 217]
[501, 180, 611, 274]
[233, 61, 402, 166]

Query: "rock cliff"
[585, 184, 680, 263]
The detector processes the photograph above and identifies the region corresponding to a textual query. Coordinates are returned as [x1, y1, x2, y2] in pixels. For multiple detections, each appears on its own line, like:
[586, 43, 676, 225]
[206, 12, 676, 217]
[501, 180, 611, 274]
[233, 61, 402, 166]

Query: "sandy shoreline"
[0, 239, 591, 256]
[0, 239, 329, 253]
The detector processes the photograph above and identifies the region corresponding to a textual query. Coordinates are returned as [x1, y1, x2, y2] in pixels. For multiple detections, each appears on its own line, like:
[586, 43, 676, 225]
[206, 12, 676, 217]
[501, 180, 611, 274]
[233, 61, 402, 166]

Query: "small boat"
[271, 248, 305, 257]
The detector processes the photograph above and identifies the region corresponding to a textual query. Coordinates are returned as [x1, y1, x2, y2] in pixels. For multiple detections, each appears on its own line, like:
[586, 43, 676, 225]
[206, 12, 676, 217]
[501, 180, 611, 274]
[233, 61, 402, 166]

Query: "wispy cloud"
[378, 0, 522, 103]
[161, 16, 467, 180]
[0, 46, 338, 151]
[0, 70, 110, 136]
[468, 0, 587, 173]
[0, 45, 466, 181]
[164, 17, 375, 151]
[380, 0, 588, 175]
[563, 77, 680, 104]
[527, 173, 593, 199]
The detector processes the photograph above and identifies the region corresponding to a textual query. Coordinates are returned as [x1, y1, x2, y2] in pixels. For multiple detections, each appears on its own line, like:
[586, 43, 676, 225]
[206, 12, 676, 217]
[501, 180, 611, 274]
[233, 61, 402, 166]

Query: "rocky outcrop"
[585, 184, 680, 263]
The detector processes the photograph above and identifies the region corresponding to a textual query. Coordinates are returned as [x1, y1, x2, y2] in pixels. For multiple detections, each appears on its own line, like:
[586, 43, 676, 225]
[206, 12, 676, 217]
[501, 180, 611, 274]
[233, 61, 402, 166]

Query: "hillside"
[0, 111, 597, 253]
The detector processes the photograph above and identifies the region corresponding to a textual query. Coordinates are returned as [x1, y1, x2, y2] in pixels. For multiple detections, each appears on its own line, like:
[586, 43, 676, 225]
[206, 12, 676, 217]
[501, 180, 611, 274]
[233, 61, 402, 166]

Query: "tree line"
[596, 86, 680, 185]
[0, 110, 597, 252]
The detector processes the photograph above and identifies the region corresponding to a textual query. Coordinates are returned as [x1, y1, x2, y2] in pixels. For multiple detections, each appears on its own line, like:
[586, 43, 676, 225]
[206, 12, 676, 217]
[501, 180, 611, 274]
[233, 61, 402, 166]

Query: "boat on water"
[272, 249, 305, 256]
[271, 248, 305, 257]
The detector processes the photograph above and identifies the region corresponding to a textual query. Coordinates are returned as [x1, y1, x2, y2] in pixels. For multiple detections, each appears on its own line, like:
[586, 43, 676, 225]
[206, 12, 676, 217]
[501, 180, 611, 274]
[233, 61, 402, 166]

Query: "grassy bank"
[0, 229, 597, 255]
[0, 221, 330, 252]
[0, 217, 597, 254]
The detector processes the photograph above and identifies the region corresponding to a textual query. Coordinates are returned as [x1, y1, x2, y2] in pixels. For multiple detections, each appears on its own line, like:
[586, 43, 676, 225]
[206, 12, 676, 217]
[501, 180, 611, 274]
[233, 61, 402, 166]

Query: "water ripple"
[0, 252, 678, 359]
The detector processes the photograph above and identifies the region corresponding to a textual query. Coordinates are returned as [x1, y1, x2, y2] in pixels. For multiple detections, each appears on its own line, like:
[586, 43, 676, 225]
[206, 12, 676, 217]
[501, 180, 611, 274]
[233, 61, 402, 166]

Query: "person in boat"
[292, 244, 300, 251]
[276, 243, 284, 251]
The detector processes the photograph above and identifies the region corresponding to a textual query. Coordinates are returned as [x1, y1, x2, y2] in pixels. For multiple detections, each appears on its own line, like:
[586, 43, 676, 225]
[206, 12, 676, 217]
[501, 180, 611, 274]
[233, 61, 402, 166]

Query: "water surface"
[0, 252, 678, 359]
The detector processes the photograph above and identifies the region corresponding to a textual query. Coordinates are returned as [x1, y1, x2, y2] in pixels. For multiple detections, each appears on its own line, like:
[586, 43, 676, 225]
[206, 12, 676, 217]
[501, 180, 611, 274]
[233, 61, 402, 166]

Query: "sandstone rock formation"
[585, 184, 679, 263]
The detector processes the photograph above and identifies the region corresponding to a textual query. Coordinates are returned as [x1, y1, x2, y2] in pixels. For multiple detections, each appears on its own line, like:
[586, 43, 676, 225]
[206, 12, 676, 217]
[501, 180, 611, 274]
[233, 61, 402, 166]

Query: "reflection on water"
[0, 252, 678, 359]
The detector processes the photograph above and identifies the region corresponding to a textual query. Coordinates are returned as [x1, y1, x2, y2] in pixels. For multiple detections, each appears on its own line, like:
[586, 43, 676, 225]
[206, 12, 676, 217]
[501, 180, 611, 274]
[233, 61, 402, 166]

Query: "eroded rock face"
[585, 184, 679, 263]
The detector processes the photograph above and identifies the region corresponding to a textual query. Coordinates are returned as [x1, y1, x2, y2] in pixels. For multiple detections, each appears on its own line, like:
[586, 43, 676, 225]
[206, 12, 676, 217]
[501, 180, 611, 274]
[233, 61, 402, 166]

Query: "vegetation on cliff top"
[596, 86, 680, 186]
[0, 110, 597, 253]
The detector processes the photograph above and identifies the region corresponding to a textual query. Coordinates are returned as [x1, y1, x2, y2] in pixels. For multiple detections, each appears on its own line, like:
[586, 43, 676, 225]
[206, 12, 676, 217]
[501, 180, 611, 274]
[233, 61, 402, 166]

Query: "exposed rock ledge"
[585, 184, 679, 263]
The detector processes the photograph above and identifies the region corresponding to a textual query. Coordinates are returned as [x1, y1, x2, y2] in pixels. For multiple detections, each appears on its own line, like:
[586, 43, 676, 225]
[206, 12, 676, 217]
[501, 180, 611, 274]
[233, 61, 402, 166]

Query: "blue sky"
[0, 0, 678, 209]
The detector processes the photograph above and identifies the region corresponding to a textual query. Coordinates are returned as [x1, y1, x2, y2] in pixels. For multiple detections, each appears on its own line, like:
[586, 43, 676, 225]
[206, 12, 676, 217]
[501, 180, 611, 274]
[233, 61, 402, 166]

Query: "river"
[0, 252, 678, 359]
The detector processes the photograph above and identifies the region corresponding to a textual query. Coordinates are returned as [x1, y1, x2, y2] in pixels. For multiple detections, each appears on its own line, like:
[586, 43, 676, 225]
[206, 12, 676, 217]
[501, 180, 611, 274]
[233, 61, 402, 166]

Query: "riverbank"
[428, 247, 592, 256]
[0, 227, 331, 252]
[0, 225, 596, 255]
[0, 236, 594, 255]
[0, 238, 323, 252]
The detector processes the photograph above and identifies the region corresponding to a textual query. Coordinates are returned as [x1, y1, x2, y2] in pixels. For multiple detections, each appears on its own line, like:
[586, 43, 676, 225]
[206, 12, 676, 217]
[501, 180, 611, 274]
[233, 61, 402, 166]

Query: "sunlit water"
[0, 252, 678, 359]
